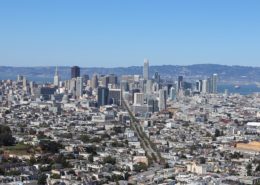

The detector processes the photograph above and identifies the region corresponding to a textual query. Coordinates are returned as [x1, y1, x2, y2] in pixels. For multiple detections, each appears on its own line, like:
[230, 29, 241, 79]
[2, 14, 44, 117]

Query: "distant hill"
[0, 64, 259, 84]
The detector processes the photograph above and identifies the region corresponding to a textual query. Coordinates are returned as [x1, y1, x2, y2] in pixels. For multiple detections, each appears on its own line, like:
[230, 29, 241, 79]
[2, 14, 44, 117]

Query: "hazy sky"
[0, 0, 260, 67]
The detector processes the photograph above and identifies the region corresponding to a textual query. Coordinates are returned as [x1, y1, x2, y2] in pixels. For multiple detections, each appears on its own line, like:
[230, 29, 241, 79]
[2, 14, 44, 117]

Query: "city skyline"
[1, 1, 260, 184]
[0, 0, 260, 67]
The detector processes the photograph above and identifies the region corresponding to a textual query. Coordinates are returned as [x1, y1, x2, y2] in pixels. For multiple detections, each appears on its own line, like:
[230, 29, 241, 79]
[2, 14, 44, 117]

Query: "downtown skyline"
[1, 1, 260, 185]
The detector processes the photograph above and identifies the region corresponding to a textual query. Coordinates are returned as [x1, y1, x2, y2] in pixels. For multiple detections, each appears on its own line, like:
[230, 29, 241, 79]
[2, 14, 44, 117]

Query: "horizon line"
[0, 63, 259, 68]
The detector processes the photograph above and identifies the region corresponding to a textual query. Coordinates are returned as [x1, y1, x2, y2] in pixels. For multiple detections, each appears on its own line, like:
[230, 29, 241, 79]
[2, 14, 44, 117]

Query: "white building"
[187, 162, 207, 175]
[202, 79, 208, 94]
[212, 73, 218, 94]
[134, 93, 144, 105]
[158, 89, 167, 111]
[53, 66, 60, 87]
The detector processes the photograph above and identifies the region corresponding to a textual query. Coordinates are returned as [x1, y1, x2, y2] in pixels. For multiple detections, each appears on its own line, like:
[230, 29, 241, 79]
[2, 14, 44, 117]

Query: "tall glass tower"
[71, 66, 80, 79]
[212, 73, 218, 94]
[143, 59, 149, 80]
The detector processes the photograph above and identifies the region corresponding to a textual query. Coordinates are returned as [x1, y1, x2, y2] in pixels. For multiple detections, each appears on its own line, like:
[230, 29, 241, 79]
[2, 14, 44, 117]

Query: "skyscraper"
[53, 66, 60, 87]
[76, 77, 83, 97]
[199, 80, 203, 92]
[91, 74, 98, 89]
[145, 80, 153, 94]
[202, 79, 208, 94]
[177, 76, 183, 92]
[97, 87, 109, 106]
[212, 73, 218, 94]
[99, 75, 109, 87]
[207, 77, 212, 93]
[17, 75, 23, 82]
[108, 89, 121, 105]
[23, 76, 27, 92]
[143, 59, 149, 80]
[158, 89, 167, 111]
[120, 80, 129, 92]
[134, 93, 144, 105]
[169, 87, 177, 100]
[195, 80, 202, 92]
[71, 66, 80, 79]
[154, 72, 160, 83]
[131, 88, 140, 103]
[82, 74, 89, 83]
[107, 74, 118, 85]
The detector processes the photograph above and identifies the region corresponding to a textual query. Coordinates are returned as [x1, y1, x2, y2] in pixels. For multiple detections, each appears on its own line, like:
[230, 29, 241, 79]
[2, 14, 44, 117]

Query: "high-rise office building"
[23, 76, 27, 92]
[108, 89, 121, 105]
[71, 66, 80, 79]
[147, 98, 159, 113]
[131, 88, 140, 103]
[107, 74, 118, 85]
[134, 93, 144, 105]
[120, 80, 129, 92]
[178, 76, 183, 92]
[97, 87, 109, 106]
[68, 78, 77, 97]
[212, 73, 218, 94]
[99, 75, 109, 87]
[30, 81, 35, 95]
[183, 82, 192, 90]
[154, 72, 160, 83]
[202, 79, 208, 94]
[145, 80, 153, 94]
[152, 83, 159, 92]
[206, 77, 211, 93]
[169, 87, 177, 100]
[17, 75, 23, 82]
[53, 66, 60, 87]
[166, 84, 173, 96]
[139, 79, 145, 92]
[199, 80, 203, 92]
[158, 89, 167, 111]
[195, 80, 202, 92]
[82, 74, 89, 83]
[143, 59, 149, 80]
[76, 77, 83, 97]
[91, 74, 98, 89]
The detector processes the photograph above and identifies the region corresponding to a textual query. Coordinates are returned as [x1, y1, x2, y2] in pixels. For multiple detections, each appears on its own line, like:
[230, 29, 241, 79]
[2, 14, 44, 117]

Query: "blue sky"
[0, 0, 259, 67]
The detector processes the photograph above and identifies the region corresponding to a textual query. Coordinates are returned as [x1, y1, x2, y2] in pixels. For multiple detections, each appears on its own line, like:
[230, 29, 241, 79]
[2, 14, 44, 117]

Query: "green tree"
[246, 163, 252, 176]
[80, 134, 90, 143]
[215, 129, 221, 137]
[5, 170, 21, 176]
[88, 154, 94, 162]
[38, 173, 47, 185]
[39, 140, 62, 153]
[255, 164, 260, 172]
[199, 157, 206, 164]
[103, 156, 116, 165]
[0, 124, 15, 146]
[0, 168, 5, 175]
[85, 145, 97, 155]
[29, 156, 37, 165]
[111, 174, 124, 182]
[90, 137, 101, 143]
[133, 162, 147, 172]
[51, 173, 60, 179]
[55, 154, 71, 168]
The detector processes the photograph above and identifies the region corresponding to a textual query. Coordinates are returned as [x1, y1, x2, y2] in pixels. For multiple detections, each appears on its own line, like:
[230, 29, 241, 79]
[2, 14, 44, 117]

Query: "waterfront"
[219, 84, 260, 95]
